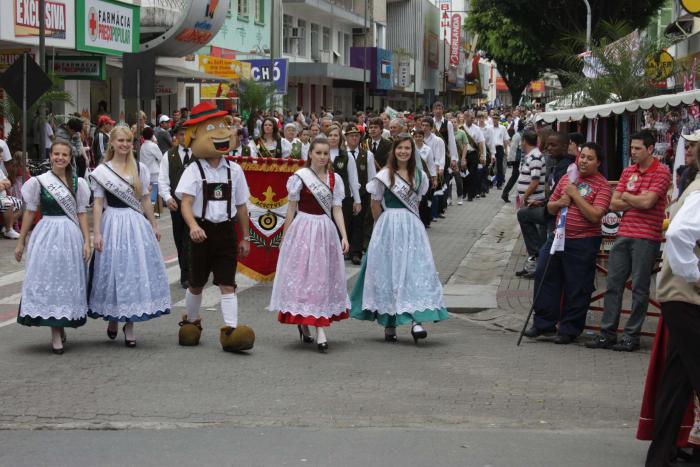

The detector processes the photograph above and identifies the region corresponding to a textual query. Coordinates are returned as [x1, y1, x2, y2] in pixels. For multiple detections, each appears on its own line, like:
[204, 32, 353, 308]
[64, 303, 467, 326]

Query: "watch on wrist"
[242, 236, 251, 241]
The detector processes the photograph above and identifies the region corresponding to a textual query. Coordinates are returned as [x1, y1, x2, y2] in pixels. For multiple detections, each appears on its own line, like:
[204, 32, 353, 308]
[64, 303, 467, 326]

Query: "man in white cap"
[155, 115, 173, 153]
[676, 129, 700, 197]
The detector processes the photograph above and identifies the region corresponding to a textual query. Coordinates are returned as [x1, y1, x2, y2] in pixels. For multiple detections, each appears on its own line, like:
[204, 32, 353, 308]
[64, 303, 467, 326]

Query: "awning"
[106, 58, 229, 83]
[535, 89, 700, 123]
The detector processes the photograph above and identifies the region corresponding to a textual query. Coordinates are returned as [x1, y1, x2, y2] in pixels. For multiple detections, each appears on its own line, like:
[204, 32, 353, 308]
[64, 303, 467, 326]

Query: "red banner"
[450, 14, 461, 67]
[228, 156, 305, 282]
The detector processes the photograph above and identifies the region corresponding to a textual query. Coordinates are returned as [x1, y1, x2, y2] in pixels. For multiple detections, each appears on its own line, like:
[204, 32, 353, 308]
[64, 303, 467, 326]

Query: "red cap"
[97, 115, 115, 126]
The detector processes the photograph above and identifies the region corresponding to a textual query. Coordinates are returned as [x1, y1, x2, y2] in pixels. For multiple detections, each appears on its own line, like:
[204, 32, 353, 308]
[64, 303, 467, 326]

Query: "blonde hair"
[104, 126, 142, 197]
[325, 124, 344, 149]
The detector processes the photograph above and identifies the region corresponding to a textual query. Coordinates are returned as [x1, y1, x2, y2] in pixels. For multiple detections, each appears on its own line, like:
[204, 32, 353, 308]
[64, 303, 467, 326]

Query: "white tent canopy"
[535, 89, 700, 123]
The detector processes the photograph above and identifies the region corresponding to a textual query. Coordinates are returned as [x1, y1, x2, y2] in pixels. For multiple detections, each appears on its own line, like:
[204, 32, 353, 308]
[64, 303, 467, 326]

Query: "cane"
[516, 249, 556, 347]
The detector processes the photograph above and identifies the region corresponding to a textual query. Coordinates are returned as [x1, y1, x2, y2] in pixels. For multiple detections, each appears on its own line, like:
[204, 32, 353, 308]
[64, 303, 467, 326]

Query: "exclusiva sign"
[76, 0, 139, 55]
[14, 0, 67, 38]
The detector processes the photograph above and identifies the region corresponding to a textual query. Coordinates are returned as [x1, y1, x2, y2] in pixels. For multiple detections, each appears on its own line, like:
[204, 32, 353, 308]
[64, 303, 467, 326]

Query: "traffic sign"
[0, 54, 52, 108]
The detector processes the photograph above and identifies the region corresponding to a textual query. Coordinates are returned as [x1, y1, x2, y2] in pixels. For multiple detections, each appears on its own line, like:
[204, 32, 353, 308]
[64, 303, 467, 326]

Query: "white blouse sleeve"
[138, 162, 151, 196]
[286, 174, 303, 202]
[20, 177, 41, 211]
[366, 177, 385, 201]
[665, 192, 700, 283]
[332, 173, 345, 206]
[76, 177, 91, 213]
[418, 170, 429, 196]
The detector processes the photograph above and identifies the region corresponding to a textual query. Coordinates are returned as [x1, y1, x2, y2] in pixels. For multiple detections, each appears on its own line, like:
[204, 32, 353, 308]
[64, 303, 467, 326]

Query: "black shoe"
[520, 271, 536, 279]
[467, 198, 474, 202]
[585, 334, 617, 349]
[297, 325, 314, 344]
[107, 325, 118, 340]
[411, 324, 427, 344]
[612, 337, 639, 352]
[515, 268, 533, 277]
[180, 280, 190, 289]
[52, 346, 64, 355]
[123, 325, 136, 348]
[384, 327, 398, 343]
[523, 326, 556, 339]
[438, 214, 446, 219]
[351, 255, 362, 265]
[501, 194, 510, 203]
[317, 342, 328, 353]
[554, 334, 574, 345]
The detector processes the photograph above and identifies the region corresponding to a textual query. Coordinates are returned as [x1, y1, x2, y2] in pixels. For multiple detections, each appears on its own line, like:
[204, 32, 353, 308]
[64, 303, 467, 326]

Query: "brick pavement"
[0, 189, 649, 450]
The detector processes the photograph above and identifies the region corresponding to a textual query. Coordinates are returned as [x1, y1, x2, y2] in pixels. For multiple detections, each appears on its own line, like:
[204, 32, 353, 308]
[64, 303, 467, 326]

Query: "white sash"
[295, 167, 333, 218]
[375, 168, 421, 218]
[90, 164, 144, 214]
[36, 172, 79, 226]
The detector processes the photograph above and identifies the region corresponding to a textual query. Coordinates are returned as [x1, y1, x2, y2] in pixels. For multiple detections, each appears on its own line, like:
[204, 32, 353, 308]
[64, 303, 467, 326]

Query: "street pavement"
[0, 188, 653, 466]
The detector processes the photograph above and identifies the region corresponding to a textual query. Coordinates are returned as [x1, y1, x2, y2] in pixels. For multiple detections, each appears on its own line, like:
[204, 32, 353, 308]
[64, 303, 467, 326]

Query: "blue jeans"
[533, 236, 602, 337]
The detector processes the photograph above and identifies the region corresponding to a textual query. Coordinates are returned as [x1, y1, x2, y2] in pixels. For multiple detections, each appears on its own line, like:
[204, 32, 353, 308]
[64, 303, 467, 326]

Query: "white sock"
[315, 326, 327, 344]
[221, 293, 238, 328]
[185, 290, 202, 322]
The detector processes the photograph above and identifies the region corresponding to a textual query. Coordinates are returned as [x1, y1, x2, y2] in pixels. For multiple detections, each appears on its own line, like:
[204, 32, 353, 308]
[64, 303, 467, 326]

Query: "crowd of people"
[1, 99, 699, 464]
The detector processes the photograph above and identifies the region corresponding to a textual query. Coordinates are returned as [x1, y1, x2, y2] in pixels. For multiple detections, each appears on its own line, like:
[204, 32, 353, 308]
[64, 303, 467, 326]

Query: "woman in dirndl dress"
[268, 137, 350, 353]
[88, 126, 170, 347]
[14, 140, 91, 354]
[350, 134, 448, 343]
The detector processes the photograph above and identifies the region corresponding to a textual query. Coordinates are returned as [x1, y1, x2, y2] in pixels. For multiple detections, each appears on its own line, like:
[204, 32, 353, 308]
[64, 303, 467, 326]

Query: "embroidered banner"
[227, 156, 304, 282]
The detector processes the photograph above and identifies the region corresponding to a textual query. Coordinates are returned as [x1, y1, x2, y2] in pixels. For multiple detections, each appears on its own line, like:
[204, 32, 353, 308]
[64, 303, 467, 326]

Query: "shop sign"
[201, 82, 238, 99]
[46, 55, 105, 80]
[244, 59, 288, 95]
[155, 78, 177, 96]
[397, 59, 410, 88]
[199, 55, 245, 80]
[0, 48, 34, 71]
[76, 0, 140, 55]
[449, 14, 461, 67]
[0, 0, 75, 48]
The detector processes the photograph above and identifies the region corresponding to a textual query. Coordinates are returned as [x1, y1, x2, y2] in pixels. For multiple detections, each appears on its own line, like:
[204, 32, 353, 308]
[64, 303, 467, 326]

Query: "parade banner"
[228, 156, 305, 282]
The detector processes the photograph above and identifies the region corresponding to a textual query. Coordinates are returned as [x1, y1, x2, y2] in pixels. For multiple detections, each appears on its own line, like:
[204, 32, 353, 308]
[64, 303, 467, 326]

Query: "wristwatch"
[242, 236, 251, 241]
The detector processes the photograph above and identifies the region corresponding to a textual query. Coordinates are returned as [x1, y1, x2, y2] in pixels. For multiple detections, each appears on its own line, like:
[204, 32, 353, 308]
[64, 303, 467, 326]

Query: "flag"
[550, 163, 580, 254]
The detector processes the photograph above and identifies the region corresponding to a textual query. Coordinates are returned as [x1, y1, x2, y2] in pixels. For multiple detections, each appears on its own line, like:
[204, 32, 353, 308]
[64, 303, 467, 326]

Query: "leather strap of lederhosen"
[195, 159, 232, 222]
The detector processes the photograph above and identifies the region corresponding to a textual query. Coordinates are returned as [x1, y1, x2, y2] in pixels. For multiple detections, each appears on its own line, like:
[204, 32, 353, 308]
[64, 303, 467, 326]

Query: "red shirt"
[551, 172, 612, 239]
[615, 159, 670, 242]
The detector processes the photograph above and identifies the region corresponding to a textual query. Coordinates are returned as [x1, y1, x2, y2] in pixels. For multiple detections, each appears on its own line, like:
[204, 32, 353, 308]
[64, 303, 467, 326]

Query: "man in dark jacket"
[55, 118, 87, 177]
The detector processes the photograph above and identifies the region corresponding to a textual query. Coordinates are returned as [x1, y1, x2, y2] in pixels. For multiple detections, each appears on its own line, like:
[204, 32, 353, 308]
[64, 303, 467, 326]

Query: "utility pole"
[412, 0, 417, 111]
[38, 0, 47, 162]
[582, 0, 591, 51]
[363, 0, 368, 112]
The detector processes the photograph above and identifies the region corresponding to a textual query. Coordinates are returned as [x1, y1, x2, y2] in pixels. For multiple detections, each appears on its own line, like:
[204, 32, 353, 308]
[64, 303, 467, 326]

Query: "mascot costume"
[174, 102, 255, 352]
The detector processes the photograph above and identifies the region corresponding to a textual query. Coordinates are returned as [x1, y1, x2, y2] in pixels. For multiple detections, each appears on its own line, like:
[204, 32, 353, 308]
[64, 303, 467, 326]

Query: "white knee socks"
[221, 293, 238, 328]
[315, 326, 327, 344]
[186, 290, 202, 322]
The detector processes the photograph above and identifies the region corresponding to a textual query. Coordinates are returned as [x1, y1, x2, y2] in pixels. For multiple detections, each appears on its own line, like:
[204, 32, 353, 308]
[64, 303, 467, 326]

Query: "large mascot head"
[183, 102, 232, 158]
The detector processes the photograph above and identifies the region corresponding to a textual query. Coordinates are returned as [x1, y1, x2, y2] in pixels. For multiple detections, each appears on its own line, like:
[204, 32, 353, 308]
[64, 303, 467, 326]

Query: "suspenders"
[194, 159, 232, 222]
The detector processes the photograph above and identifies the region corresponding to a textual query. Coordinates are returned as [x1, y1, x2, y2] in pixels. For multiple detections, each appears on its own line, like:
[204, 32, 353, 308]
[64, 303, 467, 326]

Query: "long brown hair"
[386, 134, 417, 189]
[325, 124, 344, 149]
[50, 140, 76, 196]
[304, 137, 332, 170]
[104, 126, 142, 196]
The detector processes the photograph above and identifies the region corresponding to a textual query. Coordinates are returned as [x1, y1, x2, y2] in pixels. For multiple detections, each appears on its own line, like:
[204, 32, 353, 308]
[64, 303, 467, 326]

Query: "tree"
[466, 0, 667, 103]
[238, 79, 277, 117]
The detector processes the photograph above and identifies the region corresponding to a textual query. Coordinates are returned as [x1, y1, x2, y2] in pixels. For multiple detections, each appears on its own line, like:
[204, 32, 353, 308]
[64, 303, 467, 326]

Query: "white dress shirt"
[434, 117, 458, 162]
[175, 159, 250, 224]
[346, 146, 377, 190]
[424, 133, 446, 172]
[329, 148, 361, 203]
[158, 145, 190, 204]
[463, 124, 485, 152]
[139, 139, 163, 182]
[416, 144, 437, 177]
[664, 191, 700, 283]
[492, 125, 510, 147]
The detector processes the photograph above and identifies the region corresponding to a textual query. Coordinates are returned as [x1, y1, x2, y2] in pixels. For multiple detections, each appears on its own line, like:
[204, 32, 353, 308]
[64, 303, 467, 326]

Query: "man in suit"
[367, 117, 392, 169]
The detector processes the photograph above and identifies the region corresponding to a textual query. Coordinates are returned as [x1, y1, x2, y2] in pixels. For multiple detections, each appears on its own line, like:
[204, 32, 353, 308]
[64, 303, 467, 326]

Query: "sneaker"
[3, 228, 20, 239]
[585, 334, 616, 349]
[457, 199, 463, 205]
[612, 337, 640, 352]
[447, 198, 453, 206]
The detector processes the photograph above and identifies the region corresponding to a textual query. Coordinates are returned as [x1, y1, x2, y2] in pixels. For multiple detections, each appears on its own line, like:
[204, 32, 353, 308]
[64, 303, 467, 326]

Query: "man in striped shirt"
[587, 130, 671, 352]
[515, 130, 546, 277]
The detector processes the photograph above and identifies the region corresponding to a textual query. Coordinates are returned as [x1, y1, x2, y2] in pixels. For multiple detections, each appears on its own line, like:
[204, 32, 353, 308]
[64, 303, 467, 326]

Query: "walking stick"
[516, 250, 556, 347]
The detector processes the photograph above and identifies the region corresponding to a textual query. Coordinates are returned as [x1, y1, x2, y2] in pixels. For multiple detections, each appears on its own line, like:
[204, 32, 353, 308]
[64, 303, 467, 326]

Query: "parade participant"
[14, 140, 91, 354]
[252, 117, 291, 158]
[88, 126, 171, 347]
[299, 127, 311, 160]
[228, 125, 252, 158]
[139, 126, 163, 217]
[158, 123, 192, 289]
[367, 117, 393, 168]
[175, 102, 255, 353]
[523, 143, 612, 344]
[644, 152, 700, 467]
[420, 117, 446, 222]
[344, 125, 376, 264]
[327, 125, 361, 257]
[283, 123, 303, 159]
[491, 115, 510, 190]
[414, 129, 438, 227]
[350, 135, 448, 343]
[587, 130, 671, 352]
[92, 115, 114, 165]
[309, 123, 321, 140]
[432, 102, 459, 200]
[462, 111, 486, 202]
[268, 137, 350, 353]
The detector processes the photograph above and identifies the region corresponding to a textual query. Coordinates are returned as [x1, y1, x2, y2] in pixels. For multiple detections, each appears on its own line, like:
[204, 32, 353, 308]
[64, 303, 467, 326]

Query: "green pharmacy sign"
[76, 0, 139, 55]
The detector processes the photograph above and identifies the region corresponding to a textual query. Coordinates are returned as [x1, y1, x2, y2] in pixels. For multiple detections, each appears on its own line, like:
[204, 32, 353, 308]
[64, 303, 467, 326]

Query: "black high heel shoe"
[384, 328, 398, 343]
[297, 325, 314, 344]
[122, 325, 136, 348]
[52, 346, 64, 355]
[410, 324, 427, 344]
[107, 324, 118, 340]
[317, 342, 328, 353]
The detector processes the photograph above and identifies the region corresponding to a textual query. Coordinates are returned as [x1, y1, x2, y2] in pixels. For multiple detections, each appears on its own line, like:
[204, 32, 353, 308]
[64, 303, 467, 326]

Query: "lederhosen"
[349, 147, 372, 255]
[168, 147, 191, 282]
[333, 150, 354, 250]
[189, 159, 238, 289]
